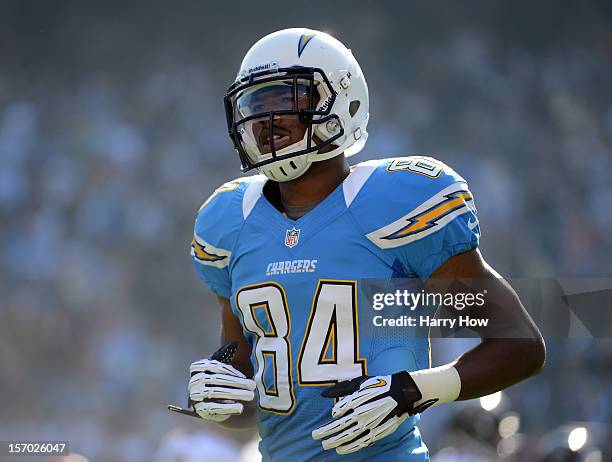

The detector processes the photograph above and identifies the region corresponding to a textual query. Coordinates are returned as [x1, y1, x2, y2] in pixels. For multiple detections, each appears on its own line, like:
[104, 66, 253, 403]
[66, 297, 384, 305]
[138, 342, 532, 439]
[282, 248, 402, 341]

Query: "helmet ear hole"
[349, 100, 360, 117]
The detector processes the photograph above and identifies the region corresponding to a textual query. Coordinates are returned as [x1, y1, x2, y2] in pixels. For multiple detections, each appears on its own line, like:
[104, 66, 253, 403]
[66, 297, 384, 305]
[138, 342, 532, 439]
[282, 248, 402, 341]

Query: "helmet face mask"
[224, 66, 344, 174]
[224, 28, 370, 182]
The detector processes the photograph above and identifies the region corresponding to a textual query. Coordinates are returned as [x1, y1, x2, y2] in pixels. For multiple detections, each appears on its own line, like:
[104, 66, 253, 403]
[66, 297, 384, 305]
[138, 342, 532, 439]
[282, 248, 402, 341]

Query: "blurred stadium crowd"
[1, 1, 611, 461]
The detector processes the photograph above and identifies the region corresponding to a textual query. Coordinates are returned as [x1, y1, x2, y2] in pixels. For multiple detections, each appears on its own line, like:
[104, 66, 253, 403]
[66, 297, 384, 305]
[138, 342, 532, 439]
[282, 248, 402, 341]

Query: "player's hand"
[312, 372, 436, 454]
[168, 342, 256, 422]
[188, 356, 256, 422]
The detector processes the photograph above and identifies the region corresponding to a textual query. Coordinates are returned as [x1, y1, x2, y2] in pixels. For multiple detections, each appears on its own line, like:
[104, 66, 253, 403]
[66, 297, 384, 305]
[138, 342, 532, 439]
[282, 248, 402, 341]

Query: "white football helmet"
[224, 28, 369, 182]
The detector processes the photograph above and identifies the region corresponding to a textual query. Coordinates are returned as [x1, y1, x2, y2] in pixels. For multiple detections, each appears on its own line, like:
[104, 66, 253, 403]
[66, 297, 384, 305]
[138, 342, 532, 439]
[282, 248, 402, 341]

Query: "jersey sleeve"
[191, 179, 247, 298]
[354, 157, 480, 279]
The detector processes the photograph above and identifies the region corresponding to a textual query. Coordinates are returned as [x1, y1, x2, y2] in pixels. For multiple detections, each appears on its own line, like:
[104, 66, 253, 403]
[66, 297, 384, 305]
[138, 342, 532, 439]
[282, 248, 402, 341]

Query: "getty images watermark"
[361, 277, 612, 339]
[371, 288, 489, 329]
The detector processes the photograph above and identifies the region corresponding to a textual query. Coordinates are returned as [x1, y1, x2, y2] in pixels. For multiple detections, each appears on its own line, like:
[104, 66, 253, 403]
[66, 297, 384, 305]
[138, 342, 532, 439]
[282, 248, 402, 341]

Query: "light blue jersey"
[191, 157, 480, 462]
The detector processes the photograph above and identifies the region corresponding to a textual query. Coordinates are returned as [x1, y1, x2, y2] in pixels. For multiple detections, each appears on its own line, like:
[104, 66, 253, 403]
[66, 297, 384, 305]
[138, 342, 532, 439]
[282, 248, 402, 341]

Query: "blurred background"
[1, 1, 611, 461]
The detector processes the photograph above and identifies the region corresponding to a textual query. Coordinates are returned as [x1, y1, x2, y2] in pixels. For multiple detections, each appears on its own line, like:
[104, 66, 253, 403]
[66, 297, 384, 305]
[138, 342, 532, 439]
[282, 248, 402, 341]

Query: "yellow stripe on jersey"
[388, 191, 473, 239]
[190, 235, 231, 268]
[367, 183, 477, 249]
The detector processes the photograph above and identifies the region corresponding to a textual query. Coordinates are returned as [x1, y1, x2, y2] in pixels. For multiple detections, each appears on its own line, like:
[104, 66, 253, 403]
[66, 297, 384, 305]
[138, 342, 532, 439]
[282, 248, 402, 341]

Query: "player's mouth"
[259, 127, 293, 153]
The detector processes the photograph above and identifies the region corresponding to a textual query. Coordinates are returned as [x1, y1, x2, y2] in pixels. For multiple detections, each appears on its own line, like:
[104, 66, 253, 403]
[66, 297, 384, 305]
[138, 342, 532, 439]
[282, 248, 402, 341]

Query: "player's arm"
[313, 160, 545, 454]
[187, 296, 258, 430]
[218, 295, 253, 378]
[425, 248, 545, 400]
[312, 256, 545, 454]
[172, 295, 257, 429]
[180, 181, 258, 429]
[215, 295, 258, 429]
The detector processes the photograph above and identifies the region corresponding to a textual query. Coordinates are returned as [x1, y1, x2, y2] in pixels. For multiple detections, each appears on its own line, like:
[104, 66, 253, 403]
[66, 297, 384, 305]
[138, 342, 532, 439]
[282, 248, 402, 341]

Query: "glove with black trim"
[312, 372, 436, 455]
[168, 342, 256, 422]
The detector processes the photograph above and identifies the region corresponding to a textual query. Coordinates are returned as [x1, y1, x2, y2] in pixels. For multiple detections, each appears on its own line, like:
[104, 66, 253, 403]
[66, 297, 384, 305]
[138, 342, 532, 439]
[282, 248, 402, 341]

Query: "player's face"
[234, 81, 320, 155]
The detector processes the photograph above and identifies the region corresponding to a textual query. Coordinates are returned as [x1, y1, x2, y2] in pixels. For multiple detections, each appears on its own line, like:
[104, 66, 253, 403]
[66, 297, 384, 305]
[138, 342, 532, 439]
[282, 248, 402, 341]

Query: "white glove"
[188, 358, 256, 422]
[312, 372, 431, 454]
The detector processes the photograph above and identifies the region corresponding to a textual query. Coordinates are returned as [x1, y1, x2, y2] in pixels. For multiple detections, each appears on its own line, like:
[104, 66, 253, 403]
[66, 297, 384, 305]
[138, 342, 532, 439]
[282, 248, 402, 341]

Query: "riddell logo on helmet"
[320, 97, 333, 112]
[247, 63, 271, 74]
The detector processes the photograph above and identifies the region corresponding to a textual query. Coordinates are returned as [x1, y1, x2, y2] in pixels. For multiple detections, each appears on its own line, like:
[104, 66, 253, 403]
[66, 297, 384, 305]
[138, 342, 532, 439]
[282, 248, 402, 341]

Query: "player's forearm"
[215, 401, 258, 430]
[406, 335, 544, 408]
[452, 282, 545, 400]
[453, 336, 545, 400]
[452, 273, 546, 399]
[420, 251, 546, 404]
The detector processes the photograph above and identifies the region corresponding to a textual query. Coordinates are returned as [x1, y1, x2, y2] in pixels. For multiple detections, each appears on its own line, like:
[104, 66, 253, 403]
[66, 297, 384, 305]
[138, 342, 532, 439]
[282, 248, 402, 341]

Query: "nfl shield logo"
[285, 227, 301, 248]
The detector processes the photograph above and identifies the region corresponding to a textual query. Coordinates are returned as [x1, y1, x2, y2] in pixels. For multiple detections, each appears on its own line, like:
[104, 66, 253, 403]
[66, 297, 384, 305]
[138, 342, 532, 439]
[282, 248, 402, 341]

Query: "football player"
[178, 28, 545, 461]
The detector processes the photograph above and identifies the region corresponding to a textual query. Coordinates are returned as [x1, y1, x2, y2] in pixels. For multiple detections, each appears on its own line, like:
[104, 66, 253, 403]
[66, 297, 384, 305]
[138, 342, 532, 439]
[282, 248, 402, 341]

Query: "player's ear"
[321, 376, 369, 398]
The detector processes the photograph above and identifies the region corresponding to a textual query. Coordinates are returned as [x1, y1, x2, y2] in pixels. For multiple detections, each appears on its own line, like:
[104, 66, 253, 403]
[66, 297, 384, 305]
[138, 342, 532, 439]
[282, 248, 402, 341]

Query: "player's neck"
[279, 154, 350, 207]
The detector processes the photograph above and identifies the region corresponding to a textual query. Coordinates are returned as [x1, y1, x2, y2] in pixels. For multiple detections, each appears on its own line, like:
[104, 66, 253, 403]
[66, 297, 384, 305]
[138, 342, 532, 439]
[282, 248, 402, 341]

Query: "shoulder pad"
[192, 175, 266, 268]
[347, 156, 475, 248]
